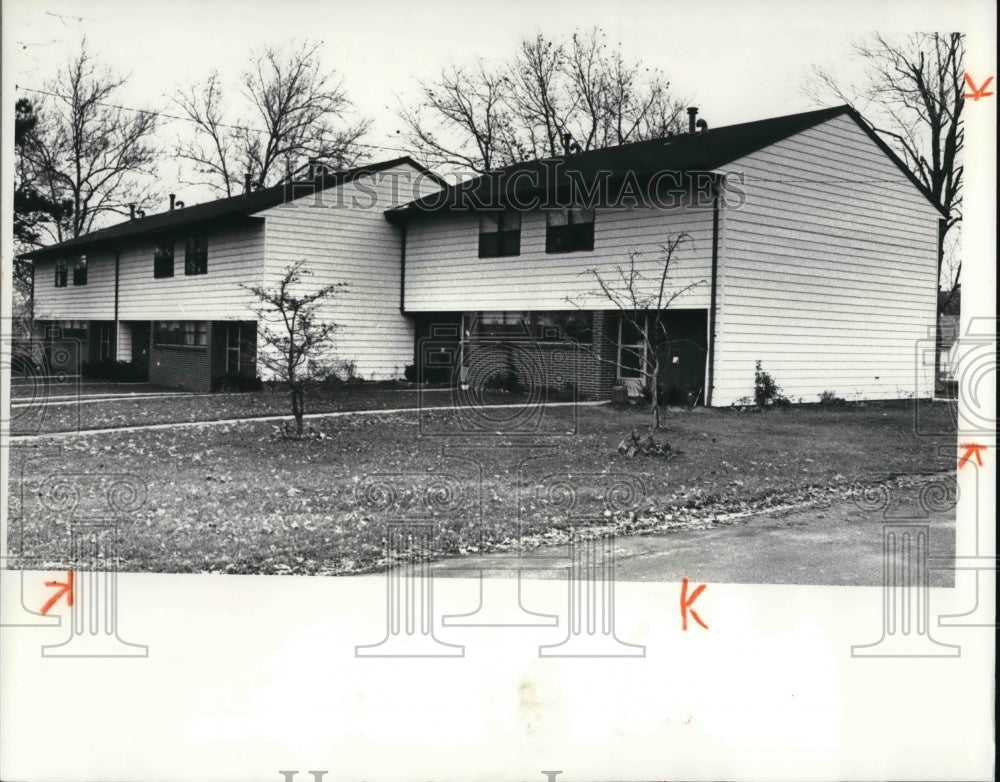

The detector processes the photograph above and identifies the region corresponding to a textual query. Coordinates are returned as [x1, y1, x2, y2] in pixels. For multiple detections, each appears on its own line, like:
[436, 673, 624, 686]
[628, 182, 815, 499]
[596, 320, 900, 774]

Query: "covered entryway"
[610, 309, 708, 405]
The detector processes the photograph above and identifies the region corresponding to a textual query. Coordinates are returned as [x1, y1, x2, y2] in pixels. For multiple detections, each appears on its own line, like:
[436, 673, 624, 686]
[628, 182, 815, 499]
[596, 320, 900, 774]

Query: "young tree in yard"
[398, 27, 685, 173]
[173, 41, 371, 196]
[573, 234, 704, 430]
[244, 262, 346, 436]
[17, 40, 160, 244]
[806, 33, 964, 311]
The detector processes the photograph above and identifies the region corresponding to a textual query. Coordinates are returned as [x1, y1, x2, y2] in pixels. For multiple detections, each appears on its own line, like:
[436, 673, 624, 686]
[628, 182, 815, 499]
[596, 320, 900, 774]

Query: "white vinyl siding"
[117, 222, 266, 321]
[33, 251, 116, 321]
[712, 113, 941, 406]
[404, 199, 715, 312]
[116, 322, 132, 362]
[34, 223, 266, 323]
[256, 162, 440, 381]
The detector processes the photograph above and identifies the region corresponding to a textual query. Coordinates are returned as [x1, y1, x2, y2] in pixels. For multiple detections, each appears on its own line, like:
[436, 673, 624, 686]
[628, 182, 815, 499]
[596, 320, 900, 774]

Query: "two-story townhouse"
[24, 158, 444, 391]
[387, 105, 945, 405]
[24, 105, 944, 405]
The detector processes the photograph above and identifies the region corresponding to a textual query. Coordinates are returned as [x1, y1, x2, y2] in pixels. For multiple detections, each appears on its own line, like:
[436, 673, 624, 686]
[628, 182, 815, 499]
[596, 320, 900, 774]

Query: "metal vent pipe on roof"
[169, 194, 176, 211]
[687, 107, 698, 134]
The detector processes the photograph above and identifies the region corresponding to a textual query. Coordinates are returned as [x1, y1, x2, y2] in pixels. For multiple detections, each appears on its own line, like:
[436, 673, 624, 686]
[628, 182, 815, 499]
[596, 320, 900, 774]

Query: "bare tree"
[173, 41, 372, 195]
[806, 33, 964, 310]
[244, 262, 346, 436]
[571, 235, 704, 430]
[398, 27, 685, 173]
[18, 40, 160, 243]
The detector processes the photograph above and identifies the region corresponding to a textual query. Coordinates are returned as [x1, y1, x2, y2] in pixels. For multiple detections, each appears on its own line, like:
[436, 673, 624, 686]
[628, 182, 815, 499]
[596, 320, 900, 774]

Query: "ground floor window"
[154, 320, 207, 347]
[464, 311, 594, 343]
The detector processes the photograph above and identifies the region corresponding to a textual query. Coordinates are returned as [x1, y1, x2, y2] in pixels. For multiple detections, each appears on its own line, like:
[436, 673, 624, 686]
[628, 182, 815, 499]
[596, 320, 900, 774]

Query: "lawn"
[6, 393, 957, 575]
[8, 381, 461, 435]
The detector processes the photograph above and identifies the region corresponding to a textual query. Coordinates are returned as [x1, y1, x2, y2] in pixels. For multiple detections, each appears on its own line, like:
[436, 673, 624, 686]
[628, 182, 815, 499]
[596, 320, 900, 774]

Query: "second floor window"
[478, 211, 521, 258]
[154, 241, 175, 278]
[185, 237, 208, 276]
[55, 259, 68, 287]
[546, 206, 595, 254]
[73, 255, 88, 286]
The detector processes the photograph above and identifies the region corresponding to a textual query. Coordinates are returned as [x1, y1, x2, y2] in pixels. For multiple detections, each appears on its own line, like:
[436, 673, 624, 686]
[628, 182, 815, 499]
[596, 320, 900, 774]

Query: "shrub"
[403, 363, 418, 382]
[818, 390, 846, 406]
[753, 361, 788, 407]
[482, 369, 521, 393]
[212, 373, 263, 392]
[81, 359, 146, 382]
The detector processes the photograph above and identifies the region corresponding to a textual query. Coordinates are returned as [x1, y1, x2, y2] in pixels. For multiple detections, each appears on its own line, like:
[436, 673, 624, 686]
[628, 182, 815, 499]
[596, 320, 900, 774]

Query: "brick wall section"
[463, 311, 618, 400]
[149, 322, 212, 391]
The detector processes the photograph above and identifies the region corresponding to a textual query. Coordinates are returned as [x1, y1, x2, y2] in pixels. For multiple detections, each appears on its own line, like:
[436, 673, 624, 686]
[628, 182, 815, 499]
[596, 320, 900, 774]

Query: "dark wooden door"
[131, 323, 150, 379]
[657, 309, 708, 404]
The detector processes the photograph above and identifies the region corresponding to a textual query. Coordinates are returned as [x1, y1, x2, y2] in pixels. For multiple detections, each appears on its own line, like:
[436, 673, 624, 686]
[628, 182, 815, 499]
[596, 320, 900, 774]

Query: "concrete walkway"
[8, 399, 609, 442]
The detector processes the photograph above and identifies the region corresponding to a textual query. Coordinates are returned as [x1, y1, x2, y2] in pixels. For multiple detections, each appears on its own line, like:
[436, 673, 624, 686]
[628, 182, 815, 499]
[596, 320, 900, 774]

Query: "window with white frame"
[616, 314, 647, 380]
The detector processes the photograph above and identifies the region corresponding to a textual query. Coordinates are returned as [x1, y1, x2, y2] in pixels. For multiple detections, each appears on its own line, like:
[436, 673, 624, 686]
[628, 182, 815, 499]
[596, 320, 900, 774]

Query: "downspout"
[705, 175, 721, 407]
[114, 249, 121, 360]
[398, 221, 407, 314]
[29, 261, 35, 328]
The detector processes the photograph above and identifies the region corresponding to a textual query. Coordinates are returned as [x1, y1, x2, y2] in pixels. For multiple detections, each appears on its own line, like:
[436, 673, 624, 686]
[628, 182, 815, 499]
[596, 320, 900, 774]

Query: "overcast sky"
[3, 0, 993, 207]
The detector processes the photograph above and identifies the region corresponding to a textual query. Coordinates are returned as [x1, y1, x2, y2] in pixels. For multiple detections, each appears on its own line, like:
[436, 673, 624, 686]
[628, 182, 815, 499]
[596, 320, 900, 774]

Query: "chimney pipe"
[169, 194, 176, 211]
[129, 204, 136, 221]
[244, 173, 252, 195]
[687, 107, 698, 134]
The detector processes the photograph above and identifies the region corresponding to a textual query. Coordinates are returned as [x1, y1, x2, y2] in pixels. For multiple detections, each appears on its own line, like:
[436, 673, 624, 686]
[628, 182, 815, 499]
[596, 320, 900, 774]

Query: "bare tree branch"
[397, 26, 686, 173]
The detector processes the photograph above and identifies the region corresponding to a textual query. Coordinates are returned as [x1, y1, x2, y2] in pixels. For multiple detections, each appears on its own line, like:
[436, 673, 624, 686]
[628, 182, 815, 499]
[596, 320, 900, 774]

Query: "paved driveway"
[429, 484, 957, 586]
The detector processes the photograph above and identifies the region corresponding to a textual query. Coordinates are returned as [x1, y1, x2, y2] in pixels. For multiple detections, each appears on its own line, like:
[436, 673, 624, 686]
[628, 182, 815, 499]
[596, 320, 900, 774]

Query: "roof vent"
[129, 203, 136, 221]
[687, 106, 698, 134]
[175, 200, 185, 209]
[169, 194, 176, 211]
[696, 118, 708, 134]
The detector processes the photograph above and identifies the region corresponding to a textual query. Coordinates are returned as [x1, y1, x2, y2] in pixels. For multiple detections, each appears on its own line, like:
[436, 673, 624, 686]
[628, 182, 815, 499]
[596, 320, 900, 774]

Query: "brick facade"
[461, 311, 618, 400]
[149, 322, 214, 391]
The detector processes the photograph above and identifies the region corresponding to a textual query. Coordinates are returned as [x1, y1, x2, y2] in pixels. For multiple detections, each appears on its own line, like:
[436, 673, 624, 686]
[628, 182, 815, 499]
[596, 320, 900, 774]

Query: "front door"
[131, 323, 150, 379]
[656, 309, 708, 404]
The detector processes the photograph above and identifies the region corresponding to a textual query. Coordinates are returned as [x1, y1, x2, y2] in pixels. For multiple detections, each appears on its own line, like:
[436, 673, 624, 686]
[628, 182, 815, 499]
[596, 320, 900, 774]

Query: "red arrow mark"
[40, 571, 74, 615]
[964, 74, 994, 101]
[958, 443, 987, 468]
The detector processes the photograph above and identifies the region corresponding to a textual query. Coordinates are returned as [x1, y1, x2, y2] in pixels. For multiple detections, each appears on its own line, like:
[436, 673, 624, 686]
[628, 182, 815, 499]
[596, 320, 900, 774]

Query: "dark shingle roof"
[23, 156, 444, 260]
[386, 105, 946, 219]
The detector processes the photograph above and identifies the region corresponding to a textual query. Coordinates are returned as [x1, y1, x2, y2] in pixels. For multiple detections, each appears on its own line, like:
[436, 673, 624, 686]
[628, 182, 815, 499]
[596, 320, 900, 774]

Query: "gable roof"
[387, 105, 947, 219]
[23, 156, 445, 261]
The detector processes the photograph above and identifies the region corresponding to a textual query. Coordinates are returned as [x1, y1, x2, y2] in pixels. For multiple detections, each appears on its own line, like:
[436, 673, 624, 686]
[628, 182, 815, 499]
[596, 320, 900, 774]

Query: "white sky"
[2, 0, 993, 207]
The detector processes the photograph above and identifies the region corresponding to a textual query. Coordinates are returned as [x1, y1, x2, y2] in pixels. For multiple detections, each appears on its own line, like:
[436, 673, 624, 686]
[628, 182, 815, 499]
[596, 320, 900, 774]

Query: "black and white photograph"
[0, 1, 995, 780]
